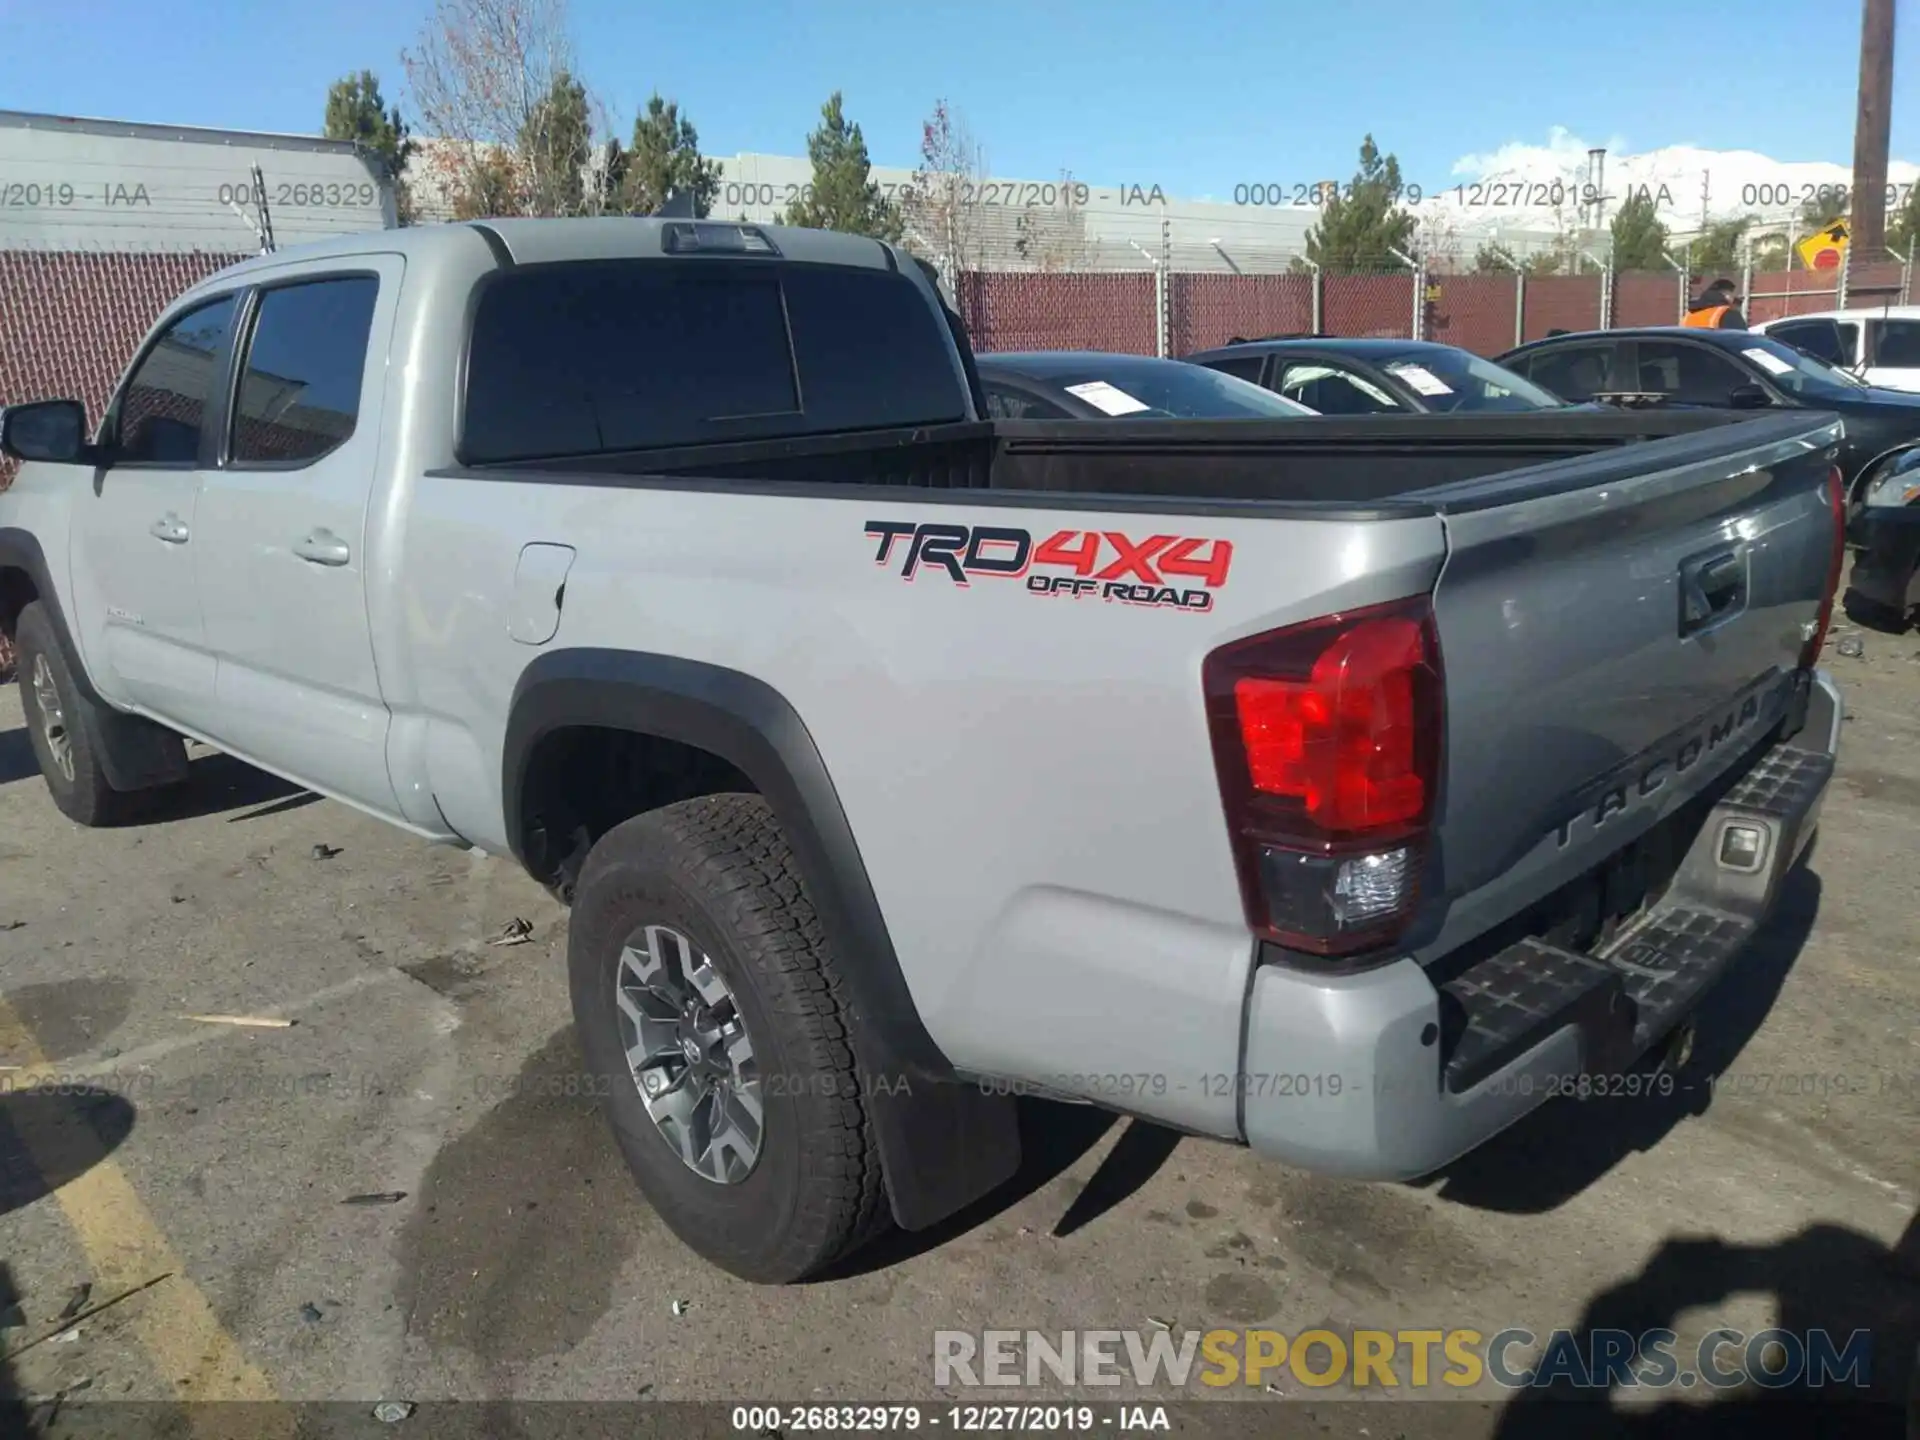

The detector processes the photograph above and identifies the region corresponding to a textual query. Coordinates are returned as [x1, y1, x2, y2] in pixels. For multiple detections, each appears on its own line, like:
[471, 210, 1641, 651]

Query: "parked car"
[0, 217, 1845, 1286]
[1186, 337, 1569, 414]
[1752, 305, 1920, 393]
[976, 350, 1317, 420]
[1843, 439, 1920, 629]
[1498, 325, 1920, 522]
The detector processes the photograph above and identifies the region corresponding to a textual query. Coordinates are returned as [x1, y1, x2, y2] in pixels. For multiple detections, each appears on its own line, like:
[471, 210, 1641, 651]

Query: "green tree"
[1303, 136, 1416, 272]
[450, 148, 521, 220]
[1687, 214, 1755, 274]
[778, 92, 902, 241]
[519, 70, 593, 216]
[1887, 182, 1920, 260]
[1471, 240, 1520, 275]
[1609, 190, 1669, 271]
[324, 70, 415, 222]
[622, 94, 721, 216]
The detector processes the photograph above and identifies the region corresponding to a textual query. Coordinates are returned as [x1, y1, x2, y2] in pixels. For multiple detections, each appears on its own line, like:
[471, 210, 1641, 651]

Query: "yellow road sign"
[1796, 219, 1849, 272]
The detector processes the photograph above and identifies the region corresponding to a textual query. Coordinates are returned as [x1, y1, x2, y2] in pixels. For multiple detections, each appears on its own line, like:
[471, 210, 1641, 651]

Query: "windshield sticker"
[1063, 380, 1152, 416]
[1743, 348, 1796, 377]
[1387, 363, 1454, 397]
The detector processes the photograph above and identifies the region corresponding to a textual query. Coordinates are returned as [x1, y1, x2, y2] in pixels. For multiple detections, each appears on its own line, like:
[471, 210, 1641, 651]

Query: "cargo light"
[1800, 463, 1846, 670]
[1204, 596, 1443, 958]
[661, 222, 780, 256]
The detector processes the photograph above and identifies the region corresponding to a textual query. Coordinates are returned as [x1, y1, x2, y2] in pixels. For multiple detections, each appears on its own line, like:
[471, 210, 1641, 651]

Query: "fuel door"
[508, 543, 577, 645]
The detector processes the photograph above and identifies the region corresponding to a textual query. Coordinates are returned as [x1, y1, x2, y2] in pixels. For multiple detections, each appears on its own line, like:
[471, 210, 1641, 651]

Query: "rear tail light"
[1203, 595, 1443, 958]
[1800, 463, 1846, 670]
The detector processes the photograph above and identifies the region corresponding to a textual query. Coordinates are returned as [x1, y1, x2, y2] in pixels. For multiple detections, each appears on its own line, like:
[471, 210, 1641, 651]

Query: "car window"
[1201, 355, 1264, 384]
[229, 277, 380, 466]
[1519, 343, 1618, 401]
[1769, 319, 1857, 366]
[462, 260, 967, 464]
[1377, 350, 1563, 412]
[114, 294, 238, 465]
[1876, 320, 1920, 369]
[983, 384, 1072, 420]
[1013, 361, 1314, 419]
[1275, 361, 1405, 415]
[1632, 341, 1752, 404]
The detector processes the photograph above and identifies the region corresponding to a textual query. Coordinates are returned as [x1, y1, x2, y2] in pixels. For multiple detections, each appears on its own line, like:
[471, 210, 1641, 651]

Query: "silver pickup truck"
[0, 218, 1847, 1284]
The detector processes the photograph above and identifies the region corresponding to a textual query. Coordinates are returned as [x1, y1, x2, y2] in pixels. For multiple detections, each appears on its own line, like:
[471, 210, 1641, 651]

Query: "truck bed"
[453, 407, 1803, 512]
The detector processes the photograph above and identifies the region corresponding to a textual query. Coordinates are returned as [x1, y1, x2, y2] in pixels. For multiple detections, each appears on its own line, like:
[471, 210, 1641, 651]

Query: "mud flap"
[86, 705, 190, 793]
[868, 1076, 1021, 1231]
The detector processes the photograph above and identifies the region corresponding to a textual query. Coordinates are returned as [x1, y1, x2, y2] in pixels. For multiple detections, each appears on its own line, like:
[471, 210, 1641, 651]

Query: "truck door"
[67, 291, 238, 719]
[189, 259, 402, 813]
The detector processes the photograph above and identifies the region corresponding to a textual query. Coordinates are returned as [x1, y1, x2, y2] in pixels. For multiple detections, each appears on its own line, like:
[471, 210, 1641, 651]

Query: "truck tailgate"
[1414, 411, 1843, 956]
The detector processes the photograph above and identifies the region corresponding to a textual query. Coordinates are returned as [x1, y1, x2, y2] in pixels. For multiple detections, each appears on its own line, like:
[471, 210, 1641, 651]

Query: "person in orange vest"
[1682, 277, 1748, 329]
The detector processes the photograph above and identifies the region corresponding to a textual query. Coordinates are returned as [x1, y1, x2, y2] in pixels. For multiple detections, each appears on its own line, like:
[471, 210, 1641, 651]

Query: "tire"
[1842, 590, 1911, 634]
[567, 793, 888, 1283]
[14, 601, 137, 826]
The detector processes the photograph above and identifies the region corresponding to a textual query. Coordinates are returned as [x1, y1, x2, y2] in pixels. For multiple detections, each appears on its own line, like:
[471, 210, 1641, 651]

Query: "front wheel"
[14, 601, 136, 826]
[566, 793, 888, 1282]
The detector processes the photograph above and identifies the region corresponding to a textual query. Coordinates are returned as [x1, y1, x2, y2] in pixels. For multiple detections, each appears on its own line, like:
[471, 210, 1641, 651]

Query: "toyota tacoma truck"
[0, 218, 1847, 1284]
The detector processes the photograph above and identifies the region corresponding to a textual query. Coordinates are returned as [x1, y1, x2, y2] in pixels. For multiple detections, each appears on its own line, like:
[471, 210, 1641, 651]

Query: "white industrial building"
[0, 109, 396, 254]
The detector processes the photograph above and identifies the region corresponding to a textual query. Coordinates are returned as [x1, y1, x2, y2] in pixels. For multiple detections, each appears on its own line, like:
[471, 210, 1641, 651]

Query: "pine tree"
[780, 93, 902, 242]
[1303, 136, 1416, 272]
[1888, 183, 1920, 260]
[1688, 215, 1754, 274]
[622, 95, 720, 217]
[323, 71, 415, 222]
[1609, 190, 1670, 271]
[519, 71, 593, 216]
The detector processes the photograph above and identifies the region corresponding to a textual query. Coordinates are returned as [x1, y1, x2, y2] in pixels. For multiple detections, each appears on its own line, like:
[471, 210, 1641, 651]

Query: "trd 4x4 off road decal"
[864, 520, 1233, 613]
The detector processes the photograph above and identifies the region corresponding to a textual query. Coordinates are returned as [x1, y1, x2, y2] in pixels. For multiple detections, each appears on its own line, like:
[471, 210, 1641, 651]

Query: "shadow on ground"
[1491, 1207, 1920, 1439]
[818, 1102, 1184, 1280]
[1425, 865, 1823, 1215]
[0, 1088, 137, 1435]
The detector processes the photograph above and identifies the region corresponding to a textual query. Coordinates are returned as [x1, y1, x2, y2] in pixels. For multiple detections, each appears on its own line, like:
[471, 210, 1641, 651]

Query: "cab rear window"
[461, 259, 967, 464]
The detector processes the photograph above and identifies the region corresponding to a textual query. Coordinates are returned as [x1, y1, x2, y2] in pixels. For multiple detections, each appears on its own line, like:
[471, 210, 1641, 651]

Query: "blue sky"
[3, 0, 1913, 195]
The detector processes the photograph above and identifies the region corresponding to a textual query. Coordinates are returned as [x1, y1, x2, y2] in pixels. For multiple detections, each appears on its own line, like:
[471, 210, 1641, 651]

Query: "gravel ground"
[0, 639, 1914, 1437]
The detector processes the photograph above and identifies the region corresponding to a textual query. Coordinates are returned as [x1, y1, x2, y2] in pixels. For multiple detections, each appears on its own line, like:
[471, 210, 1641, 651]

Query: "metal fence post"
[1602, 262, 1614, 329]
[1310, 264, 1323, 334]
[1514, 270, 1525, 348]
[1158, 217, 1172, 358]
[1838, 239, 1850, 310]
[1905, 240, 1916, 304]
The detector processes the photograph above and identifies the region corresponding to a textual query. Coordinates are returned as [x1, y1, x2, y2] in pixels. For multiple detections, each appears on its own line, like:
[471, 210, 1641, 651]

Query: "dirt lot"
[0, 636, 1915, 1436]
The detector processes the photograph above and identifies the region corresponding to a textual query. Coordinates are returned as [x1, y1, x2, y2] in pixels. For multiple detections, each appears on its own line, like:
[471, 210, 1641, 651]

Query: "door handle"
[294, 529, 351, 567]
[149, 514, 189, 544]
[1678, 548, 1746, 636]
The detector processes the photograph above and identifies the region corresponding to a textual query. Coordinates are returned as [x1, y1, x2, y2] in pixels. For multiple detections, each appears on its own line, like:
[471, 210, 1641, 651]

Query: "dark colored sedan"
[1497, 326, 1920, 518]
[1843, 441, 1920, 631]
[1185, 337, 1568, 415]
[975, 351, 1318, 421]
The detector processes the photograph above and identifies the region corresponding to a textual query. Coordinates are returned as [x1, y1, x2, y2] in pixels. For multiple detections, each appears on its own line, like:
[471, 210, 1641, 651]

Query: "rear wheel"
[566, 793, 888, 1282]
[14, 602, 136, 826]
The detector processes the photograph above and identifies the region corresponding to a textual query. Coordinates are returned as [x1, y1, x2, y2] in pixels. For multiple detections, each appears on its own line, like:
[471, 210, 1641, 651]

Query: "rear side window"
[115, 294, 237, 464]
[1202, 355, 1265, 383]
[1521, 343, 1618, 401]
[230, 276, 379, 466]
[462, 260, 966, 464]
[1877, 320, 1920, 368]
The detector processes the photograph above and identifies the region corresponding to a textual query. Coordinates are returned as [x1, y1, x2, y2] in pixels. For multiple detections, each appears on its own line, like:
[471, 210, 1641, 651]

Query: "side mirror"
[1727, 383, 1774, 410]
[0, 399, 91, 463]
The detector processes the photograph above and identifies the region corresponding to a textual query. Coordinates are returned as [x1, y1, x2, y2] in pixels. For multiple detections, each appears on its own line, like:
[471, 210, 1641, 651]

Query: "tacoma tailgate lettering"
[864, 521, 1233, 612]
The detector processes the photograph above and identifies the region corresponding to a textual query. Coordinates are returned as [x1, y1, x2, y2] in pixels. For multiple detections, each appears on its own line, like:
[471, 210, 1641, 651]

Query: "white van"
[1753, 305, 1920, 393]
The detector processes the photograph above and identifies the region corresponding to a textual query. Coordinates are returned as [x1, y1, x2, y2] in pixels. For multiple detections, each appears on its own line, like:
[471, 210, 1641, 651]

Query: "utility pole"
[1851, 0, 1896, 260]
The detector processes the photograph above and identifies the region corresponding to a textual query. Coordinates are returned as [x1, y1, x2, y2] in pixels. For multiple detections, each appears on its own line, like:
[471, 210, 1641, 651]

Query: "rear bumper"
[1845, 504, 1920, 616]
[1238, 669, 1840, 1181]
